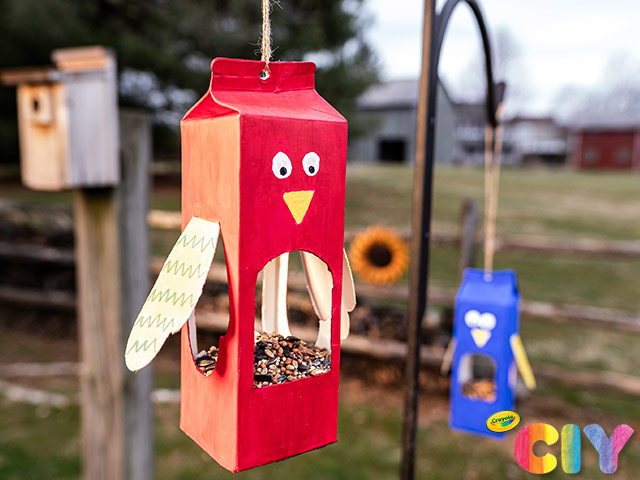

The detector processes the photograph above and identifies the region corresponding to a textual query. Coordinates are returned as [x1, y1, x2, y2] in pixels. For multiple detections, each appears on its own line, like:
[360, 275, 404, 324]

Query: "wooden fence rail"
[1, 244, 639, 333]
[2, 217, 640, 396]
[2, 204, 639, 258]
[4, 311, 640, 398]
[148, 209, 640, 258]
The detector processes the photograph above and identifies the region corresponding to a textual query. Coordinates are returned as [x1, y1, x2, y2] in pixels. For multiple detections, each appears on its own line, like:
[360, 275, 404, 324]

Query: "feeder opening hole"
[254, 251, 333, 388]
[458, 353, 497, 403]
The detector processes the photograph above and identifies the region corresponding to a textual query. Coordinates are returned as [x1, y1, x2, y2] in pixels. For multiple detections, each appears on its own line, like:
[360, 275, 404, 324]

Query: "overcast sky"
[363, 0, 640, 114]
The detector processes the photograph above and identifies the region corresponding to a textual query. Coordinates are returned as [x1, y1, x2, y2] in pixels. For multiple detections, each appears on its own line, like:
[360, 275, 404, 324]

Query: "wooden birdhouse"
[1, 46, 118, 190]
[450, 268, 534, 438]
[124, 58, 355, 472]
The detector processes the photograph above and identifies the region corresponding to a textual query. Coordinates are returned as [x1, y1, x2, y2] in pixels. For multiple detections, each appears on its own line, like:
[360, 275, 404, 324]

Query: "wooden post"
[458, 198, 478, 280]
[118, 111, 153, 480]
[3, 47, 152, 479]
[74, 187, 124, 480]
[73, 111, 152, 480]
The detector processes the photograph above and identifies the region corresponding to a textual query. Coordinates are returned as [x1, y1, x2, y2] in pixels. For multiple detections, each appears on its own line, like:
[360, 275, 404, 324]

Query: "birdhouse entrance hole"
[24, 85, 55, 127]
[254, 251, 333, 388]
[458, 353, 496, 403]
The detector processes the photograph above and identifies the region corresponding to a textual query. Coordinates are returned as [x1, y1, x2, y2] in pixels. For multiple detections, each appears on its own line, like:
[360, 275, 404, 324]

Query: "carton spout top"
[210, 58, 316, 93]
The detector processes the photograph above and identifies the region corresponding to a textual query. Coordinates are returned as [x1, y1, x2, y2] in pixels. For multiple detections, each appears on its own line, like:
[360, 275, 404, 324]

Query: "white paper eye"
[464, 310, 480, 328]
[302, 152, 320, 176]
[272, 152, 292, 179]
[478, 313, 497, 330]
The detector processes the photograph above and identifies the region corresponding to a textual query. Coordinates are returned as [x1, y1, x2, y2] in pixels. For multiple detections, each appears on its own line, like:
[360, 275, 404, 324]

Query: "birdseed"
[194, 345, 219, 374]
[462, 378, 496, 402]
[195, 331, 331, 388]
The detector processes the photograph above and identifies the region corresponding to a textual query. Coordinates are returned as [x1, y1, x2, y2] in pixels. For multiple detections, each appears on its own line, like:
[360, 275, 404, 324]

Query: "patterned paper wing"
[125, 217, 220, 371]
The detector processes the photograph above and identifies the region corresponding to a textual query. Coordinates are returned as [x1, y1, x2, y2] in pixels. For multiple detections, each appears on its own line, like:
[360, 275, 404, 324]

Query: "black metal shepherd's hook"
[401, 1, 501, 479]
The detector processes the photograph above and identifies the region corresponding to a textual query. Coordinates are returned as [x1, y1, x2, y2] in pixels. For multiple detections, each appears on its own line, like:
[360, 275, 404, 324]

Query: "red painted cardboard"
[180, 58, 348, 472]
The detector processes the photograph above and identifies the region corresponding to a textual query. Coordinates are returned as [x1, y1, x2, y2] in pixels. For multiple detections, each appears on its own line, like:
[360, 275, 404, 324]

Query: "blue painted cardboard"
[449, 268, 520, 439]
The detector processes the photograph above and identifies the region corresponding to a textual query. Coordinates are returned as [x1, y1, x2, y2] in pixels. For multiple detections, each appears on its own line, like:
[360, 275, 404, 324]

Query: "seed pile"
[462, 379, 496, 402]
[195, 345, 219, 375]
[194, 332, 331, 387]
[254, 332, 330, 388]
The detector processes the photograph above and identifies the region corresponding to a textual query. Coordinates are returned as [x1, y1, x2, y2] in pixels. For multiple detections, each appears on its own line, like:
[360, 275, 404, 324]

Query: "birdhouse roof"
[183, 58, 346, 123]
[0, 66, 59, 86]
[0, 46, 115, 87]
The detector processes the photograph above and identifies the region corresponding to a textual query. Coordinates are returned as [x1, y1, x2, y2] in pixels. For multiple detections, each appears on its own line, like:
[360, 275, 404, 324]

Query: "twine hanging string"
[483, 103, 504, 279]
[260, 0, 273, 74]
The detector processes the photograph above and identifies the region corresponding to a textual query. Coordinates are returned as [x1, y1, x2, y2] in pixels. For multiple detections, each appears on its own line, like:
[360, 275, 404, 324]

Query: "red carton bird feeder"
[125, 58, 355, 472]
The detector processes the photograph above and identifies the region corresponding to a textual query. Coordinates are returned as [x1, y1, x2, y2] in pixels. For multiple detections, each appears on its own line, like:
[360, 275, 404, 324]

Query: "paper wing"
[440, 338, 456, 375]
[301, 251, 332, 322]
[125, 217, 220, 371]
[261, 252, 292, 337]
[301, 249, 357, 347]
[510, 333, 537, 390]
[340, 250, 356, 340]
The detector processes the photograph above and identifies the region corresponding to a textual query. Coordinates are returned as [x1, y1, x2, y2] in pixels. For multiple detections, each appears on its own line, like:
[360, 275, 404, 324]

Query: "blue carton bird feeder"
[449, 268, 535, 439]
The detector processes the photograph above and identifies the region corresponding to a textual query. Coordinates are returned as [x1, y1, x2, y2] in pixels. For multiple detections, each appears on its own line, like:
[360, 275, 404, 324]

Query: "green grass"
[2, 390, 640, 480]
[154, 402, 402, 480]
[0, 401, 81, 479]
[0, 400, 402, 480]
[4, 165, 639, 242]
[346, 165, 640, 241]
[0, 187, 72, 207]
[522, 317, 640, 376]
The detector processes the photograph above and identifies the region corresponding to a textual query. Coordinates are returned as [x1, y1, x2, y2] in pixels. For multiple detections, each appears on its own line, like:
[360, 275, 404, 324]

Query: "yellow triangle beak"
[283, 190, 314, 224]
[471, 328, 491, 348]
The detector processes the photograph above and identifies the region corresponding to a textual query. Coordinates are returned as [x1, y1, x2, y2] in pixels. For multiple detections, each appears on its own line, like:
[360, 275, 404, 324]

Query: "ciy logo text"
[514, 423, 634, 474]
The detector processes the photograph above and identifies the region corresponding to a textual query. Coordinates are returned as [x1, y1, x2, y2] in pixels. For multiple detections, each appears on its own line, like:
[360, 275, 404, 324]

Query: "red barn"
[572, 120, 640, 170]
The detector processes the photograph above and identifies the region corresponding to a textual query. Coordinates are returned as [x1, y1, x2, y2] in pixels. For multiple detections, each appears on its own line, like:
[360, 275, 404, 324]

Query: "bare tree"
[554, 52, 640, 122]
[445, 25, 530, 112]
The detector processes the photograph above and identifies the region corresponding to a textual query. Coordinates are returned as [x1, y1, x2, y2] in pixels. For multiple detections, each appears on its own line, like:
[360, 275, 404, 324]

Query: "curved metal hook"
[433, 0, 499, 126]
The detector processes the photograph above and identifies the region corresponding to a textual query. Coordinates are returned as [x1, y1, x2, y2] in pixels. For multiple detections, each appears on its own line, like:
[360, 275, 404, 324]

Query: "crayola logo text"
[514, 423, 634, 474]
[487, 411, 520, 433]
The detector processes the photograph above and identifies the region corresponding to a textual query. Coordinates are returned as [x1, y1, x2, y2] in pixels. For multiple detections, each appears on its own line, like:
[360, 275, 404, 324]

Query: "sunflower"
[348, 226, 409, 285]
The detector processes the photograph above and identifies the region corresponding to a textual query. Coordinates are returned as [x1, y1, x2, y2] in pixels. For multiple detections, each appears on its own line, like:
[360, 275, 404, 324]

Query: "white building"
[504, 116, 568, 165]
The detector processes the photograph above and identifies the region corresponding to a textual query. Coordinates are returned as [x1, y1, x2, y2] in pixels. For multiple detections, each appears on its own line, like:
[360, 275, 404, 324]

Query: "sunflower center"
[367, 243, 393, 267]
